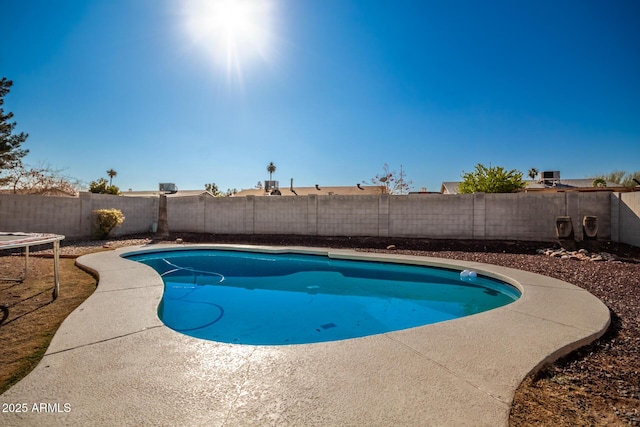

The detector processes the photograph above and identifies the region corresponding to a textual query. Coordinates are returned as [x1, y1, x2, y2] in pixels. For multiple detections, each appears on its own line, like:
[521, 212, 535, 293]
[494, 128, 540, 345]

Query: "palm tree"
[528, 168, 538, 182]
[106, 169, 117, 186]
[267, 162, 276, 180]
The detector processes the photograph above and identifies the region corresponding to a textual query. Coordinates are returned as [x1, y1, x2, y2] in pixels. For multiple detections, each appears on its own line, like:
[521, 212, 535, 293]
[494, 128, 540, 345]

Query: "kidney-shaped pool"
[124, 249, 520, 345]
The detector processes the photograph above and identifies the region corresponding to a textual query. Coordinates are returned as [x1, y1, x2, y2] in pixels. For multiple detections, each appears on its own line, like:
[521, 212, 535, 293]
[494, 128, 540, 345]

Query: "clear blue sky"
[3, 0, 639, 192]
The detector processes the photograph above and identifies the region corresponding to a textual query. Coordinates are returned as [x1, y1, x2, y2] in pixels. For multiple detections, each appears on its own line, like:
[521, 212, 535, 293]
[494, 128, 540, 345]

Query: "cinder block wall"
[167, 195, 205, 233]
[204, 197, 249, 234]
[485, 193, 565, 241]
[1, 191, 635, 245]
[254, 196, 309, 234]
[483, 192, 611, 241]
[0, 193, 157, 238]
[573, 192, 612, 240]
[389, 194, 474, 238]
[87, 193, 158, 237]
[317, 196, 380, 236]
[0, 194, 82, 236]
[163, 192, 617, 242]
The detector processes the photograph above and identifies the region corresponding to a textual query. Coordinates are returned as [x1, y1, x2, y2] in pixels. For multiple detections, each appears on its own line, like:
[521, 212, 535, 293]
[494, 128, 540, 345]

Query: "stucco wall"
[612, 192, 640, 247]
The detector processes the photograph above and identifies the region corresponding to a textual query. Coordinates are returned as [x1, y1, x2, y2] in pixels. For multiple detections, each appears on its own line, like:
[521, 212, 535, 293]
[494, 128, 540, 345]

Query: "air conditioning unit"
[264, 180, 279, 191]
[538, 171, 560, 184]
[159, 183, 178, 193]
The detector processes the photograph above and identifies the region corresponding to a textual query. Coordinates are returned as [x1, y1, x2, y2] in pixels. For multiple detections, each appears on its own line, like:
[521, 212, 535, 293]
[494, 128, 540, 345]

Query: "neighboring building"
[121, 190, 214, 198]
[119, 182, 214, 198]
[120, 190, 214, 197]
[234, 184, 383, 197]
[440, 171, 635, 194]
[520, 179, 628, 193]
[440, 182, 462, 195]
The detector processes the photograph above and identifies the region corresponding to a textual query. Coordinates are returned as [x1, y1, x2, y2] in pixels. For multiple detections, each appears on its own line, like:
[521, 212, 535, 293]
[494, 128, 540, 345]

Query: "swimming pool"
[124, 249, 520, 345]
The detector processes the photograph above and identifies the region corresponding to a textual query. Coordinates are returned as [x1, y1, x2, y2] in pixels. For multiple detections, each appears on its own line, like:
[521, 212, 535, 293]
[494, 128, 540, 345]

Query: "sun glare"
[182, 0, 276, 83]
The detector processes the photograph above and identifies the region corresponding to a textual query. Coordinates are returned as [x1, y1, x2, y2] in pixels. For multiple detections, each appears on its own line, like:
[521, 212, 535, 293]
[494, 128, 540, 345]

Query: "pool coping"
[1, 244, 610, 426]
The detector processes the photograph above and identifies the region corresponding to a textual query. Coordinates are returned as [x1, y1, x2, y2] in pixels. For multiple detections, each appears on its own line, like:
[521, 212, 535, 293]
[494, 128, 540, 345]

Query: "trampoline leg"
[24, 246, 29, 279]
[53, 240, 60, 299]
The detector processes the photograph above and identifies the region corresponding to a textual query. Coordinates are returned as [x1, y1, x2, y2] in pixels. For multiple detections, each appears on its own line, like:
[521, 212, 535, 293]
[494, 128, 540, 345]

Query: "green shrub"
[459, 163, 526, 194]
[93, 209, 125, 239]
[89, 178, 120, 195]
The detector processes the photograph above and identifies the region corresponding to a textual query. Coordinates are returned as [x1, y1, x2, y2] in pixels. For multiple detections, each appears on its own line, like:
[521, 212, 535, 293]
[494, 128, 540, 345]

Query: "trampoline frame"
[0, 233, 65, 298]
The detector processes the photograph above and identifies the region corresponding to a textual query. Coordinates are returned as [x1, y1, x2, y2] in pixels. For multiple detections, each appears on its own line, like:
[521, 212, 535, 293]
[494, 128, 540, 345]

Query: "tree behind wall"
[89, 177, 119, 195]
[106, 168, 117, 186]
[458, 163, 525, 194]
[267, 162, 276, 180]
[0, 164, 82, 195]
[590, 170, 640, 187]
[0, 78, 29, 186]
[205, 182, 238, 197]
[365, 164, 413, 194]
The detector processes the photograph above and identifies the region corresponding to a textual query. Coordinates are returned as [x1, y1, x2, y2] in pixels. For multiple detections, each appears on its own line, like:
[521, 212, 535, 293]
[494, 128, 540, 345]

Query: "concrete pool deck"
[1, 244, 610, 426]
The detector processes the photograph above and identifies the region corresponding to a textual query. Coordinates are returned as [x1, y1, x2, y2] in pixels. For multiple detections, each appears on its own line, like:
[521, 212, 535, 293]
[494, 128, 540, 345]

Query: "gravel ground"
[28, 233, 640, 425]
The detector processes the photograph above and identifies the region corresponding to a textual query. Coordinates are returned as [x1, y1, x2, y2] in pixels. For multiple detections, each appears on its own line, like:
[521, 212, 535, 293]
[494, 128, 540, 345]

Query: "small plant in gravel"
[93, 209, 125, 239]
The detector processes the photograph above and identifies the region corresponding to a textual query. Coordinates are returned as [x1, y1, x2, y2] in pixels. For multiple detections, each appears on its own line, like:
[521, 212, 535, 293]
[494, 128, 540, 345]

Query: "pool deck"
[1, 244, 610, 426]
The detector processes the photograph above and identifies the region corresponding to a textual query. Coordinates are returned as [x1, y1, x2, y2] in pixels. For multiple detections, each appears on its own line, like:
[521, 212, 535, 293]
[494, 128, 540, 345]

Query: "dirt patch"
[0, 256, 97, 394]
[1, 233, 639, 425]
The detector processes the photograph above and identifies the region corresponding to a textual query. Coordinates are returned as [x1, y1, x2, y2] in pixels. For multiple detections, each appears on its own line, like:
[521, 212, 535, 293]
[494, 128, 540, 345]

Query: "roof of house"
[440, 182, 461, 194]
[233, 185, 384, 197]
[523, 179, 622, 190]
[120, 190, 214, 198]
[440, 179, 632, 194]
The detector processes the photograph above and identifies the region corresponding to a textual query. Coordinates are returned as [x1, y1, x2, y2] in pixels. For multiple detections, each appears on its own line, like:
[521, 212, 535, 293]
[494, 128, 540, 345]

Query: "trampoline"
[0, 232, 65, 298]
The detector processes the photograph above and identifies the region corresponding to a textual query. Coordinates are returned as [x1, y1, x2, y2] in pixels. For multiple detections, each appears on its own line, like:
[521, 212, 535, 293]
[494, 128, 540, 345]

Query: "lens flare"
[182, 0, 276, 84]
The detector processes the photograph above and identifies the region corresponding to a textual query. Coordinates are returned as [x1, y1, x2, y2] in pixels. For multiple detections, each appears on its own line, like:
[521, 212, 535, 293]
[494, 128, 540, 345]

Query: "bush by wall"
[93, 209, 125, 239]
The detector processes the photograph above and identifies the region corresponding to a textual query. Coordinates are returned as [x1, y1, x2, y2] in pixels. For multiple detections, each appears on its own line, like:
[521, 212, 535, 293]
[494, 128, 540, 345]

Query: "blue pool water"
[124, 249, 520, 345]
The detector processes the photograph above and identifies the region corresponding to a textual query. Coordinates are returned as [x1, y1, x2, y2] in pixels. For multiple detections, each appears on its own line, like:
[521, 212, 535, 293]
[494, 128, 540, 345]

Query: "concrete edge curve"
[1, 244, 610, 427]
